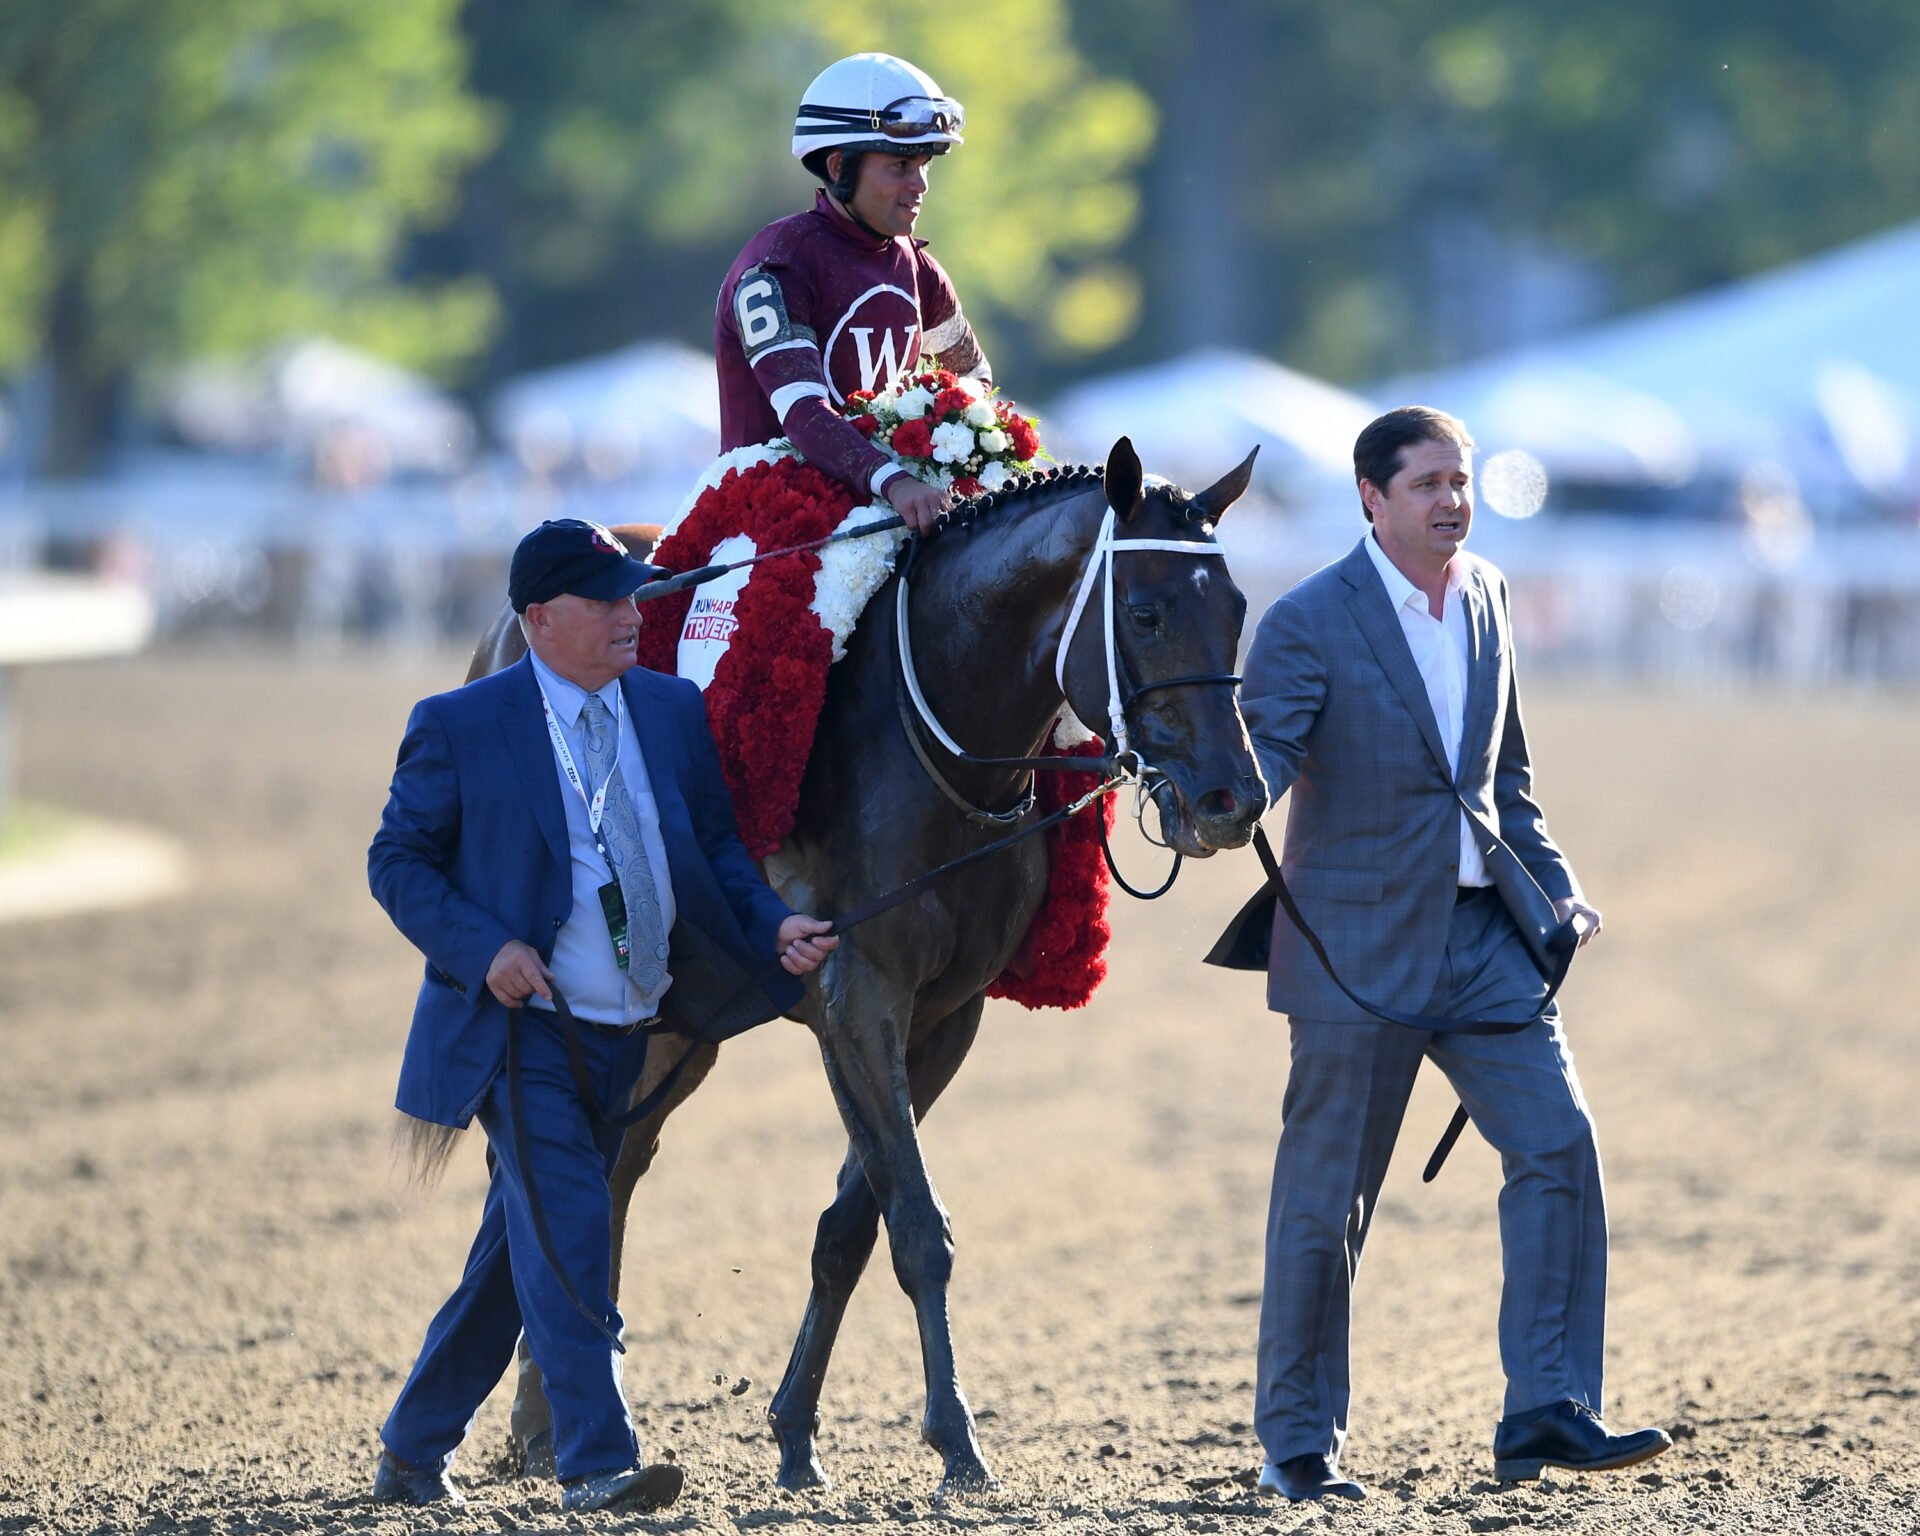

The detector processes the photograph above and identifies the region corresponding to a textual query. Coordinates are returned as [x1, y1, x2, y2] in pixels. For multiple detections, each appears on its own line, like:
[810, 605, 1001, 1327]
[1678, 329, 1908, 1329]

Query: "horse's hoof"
[517, 1428, 556, 1481]
[774, 1448, 831, 1492]
[932, 1459, 999, 1500]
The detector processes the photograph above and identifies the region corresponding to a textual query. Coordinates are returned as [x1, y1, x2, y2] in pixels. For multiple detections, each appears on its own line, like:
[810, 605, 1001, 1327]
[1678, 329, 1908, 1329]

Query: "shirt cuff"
[871, 462, 907, 497]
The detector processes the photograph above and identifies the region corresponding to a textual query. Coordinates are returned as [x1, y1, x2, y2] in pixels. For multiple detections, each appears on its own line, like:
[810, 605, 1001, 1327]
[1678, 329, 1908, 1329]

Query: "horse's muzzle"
[1154, 774, 1263, 857]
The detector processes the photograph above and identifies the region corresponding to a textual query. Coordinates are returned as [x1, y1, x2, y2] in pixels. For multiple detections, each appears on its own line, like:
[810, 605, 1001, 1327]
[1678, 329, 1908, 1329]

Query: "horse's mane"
[947, 462, 1213, 531]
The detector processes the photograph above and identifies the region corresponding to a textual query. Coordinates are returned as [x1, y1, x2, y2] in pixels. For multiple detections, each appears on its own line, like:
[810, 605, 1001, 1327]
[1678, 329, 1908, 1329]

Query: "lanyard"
[538, 683, 622, 837]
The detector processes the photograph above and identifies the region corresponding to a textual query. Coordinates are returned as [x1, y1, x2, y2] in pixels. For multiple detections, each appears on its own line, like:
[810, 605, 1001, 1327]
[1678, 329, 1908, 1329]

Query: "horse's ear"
[1190, 445, 1261, 525]
[1104, 436, 1145, 523]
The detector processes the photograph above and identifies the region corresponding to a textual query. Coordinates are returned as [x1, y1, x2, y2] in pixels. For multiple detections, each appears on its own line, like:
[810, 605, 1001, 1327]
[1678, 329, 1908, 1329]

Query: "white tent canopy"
[166, 338, 475, 481]
[1043, 348, 1375, 505]
[491, 340, 719, 484]
[1388, 217, 1920, 505]
[1380, 355, 1699, 486]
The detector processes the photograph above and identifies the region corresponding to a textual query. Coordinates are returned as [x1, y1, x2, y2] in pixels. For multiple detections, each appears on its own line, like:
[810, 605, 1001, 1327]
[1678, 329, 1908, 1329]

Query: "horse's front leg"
[769, 998, 983, 1490]
[810, 959, 994, 1494]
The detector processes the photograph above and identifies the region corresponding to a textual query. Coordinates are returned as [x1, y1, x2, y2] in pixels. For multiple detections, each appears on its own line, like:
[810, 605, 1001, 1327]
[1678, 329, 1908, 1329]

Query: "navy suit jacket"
[369, 655, 800, 1127]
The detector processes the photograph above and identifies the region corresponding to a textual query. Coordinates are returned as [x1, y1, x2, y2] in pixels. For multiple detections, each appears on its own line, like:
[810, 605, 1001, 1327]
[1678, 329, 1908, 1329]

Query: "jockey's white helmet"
[791, 53, 965, 163]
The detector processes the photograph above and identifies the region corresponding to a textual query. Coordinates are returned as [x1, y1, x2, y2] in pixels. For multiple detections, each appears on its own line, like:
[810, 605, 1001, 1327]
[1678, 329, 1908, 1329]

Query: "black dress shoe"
[560, 1461, 685, 1513]
[1257, 1453, 1366, 1501]
[1493, 1399, 1672, 1481]
[371, 1449, 464, 1506]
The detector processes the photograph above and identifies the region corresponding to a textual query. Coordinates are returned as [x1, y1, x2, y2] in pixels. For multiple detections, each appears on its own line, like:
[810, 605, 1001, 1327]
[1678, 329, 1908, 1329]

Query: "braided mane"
[945, 462, 1213, 530]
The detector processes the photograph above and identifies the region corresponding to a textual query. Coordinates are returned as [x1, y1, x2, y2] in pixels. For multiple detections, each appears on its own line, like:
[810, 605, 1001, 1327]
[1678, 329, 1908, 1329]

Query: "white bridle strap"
[1053, 504, 1227, 759]
[897, 570, 973, 759]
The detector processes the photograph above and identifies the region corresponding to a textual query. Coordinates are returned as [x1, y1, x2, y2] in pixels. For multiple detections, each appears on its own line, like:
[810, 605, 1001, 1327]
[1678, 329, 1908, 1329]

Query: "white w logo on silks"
[850, 326, 908, 393]
[538, 686, 671, 998]
[823, 283, 920, 400]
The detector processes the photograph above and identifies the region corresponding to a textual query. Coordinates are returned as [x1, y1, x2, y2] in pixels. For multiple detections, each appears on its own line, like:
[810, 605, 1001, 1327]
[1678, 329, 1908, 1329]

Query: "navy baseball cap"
[509, 519, 668, 612]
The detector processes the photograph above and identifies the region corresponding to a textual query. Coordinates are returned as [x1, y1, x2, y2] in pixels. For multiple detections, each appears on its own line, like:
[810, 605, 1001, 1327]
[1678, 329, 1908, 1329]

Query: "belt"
[526, 1003, 644, 1038]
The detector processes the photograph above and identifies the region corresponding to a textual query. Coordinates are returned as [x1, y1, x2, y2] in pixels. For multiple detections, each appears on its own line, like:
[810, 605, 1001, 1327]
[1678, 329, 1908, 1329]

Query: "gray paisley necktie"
[579, 693, 671, 998]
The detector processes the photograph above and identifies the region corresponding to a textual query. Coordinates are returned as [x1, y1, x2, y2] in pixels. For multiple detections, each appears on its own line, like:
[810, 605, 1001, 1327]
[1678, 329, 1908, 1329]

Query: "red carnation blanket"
[636, 450, 1115, 1009]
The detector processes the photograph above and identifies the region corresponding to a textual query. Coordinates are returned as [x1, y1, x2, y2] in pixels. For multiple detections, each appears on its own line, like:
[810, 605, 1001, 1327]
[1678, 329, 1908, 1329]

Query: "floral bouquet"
[844, 359, 1043, 497]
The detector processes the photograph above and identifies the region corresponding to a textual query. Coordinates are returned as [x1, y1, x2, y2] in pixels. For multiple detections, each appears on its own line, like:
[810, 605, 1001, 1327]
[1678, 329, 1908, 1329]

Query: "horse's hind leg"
[510, 1035, 720, 1478]
[766, 1143, 879, 1490]
[769, 995, 987, 1492]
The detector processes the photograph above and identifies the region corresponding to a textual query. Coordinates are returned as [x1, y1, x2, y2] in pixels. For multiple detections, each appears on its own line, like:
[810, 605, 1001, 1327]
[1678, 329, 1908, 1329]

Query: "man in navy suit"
[367, 519, 837, 1514]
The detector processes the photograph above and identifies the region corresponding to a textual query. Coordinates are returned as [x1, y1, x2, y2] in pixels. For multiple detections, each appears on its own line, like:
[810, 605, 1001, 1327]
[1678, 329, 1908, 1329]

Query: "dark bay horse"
[465, 437, 1266, 1494]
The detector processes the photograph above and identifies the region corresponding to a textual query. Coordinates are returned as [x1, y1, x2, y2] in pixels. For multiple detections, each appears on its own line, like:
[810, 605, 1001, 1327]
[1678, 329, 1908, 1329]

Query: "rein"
[1243, 822, 1590, 1182]
[510, 770, 1131, 1351]
[631, 511, 907, 604]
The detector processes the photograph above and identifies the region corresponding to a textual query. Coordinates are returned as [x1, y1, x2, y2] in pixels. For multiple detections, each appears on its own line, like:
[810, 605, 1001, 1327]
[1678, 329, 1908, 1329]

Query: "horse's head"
[1059, 437, 1268, 857]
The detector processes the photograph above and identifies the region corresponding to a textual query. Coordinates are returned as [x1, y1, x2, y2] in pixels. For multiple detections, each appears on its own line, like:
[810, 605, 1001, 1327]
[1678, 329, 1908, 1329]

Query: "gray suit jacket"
[1217, 537, 1581, 1022]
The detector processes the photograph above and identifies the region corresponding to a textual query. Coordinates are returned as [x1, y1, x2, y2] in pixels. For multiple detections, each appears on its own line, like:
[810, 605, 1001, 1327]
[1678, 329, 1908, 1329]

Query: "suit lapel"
[1341, 543, 1454, 783]
[497, 655, 571, 876]
[1457, 564, 1499, 782]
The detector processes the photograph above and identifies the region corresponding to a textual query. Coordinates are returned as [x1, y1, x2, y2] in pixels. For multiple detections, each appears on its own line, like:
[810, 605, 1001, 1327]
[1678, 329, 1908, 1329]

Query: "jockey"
[716, 52, 992, 535]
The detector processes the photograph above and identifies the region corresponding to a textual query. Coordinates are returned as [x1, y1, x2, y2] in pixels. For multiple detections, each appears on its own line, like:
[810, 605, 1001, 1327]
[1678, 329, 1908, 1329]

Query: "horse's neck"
[907, 485, 1108, 790]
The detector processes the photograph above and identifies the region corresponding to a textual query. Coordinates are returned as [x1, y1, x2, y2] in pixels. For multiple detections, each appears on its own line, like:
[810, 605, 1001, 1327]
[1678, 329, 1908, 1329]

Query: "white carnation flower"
[978, 460, 1013, 492]
[929, 421, 975, 464]
[811, 502, 909, 663]
[964, 399, 996, 428]
[977, 427, 1011, 455]
[932, 466, 956, 490]
[894, 386, 934, 420]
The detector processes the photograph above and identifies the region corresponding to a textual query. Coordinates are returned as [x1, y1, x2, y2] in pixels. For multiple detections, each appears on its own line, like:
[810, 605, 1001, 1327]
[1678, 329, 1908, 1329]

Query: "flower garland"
[983, 734, 1116, 1010]
[636, 454, 858, 856]
[659, 438, 907, 664]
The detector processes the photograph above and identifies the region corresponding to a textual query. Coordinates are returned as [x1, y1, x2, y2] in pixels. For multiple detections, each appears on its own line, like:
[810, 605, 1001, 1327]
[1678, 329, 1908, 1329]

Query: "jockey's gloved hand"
[885, 474, 953, 536]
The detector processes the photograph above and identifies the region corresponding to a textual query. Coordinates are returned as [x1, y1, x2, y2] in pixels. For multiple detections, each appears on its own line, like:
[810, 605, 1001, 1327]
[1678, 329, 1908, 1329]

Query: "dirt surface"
[2, 650, 1918, 1535]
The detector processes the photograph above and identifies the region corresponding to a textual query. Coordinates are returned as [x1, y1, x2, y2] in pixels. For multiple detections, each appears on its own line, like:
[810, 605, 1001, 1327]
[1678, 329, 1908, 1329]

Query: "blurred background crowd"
[2, 0, 1918, 686]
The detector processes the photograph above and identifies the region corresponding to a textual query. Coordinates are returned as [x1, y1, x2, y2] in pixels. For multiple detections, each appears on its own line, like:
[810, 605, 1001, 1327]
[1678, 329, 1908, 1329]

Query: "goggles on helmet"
[795, 94, 966, 142]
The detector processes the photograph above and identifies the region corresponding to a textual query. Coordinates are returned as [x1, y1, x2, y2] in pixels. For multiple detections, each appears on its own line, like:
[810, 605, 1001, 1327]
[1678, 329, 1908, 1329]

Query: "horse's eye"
[1130, 605, 1159, 629]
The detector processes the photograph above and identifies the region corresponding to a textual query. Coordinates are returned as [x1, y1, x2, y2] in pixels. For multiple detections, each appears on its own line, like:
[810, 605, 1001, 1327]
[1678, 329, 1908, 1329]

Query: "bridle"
[1054, 500, 1242, 765]
[895, 499, 1241, 866]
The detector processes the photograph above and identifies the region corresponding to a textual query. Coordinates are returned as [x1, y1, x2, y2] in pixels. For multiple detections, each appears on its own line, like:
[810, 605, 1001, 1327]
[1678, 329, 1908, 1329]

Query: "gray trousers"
[1254, 888, 1608, 1468]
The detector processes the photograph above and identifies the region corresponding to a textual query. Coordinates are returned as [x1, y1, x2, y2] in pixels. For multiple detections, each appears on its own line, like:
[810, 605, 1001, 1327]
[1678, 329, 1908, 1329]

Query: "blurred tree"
[426, 0, 1154, 400]
[1074, 0, 1920, 383]
[0, 0, 494, 475]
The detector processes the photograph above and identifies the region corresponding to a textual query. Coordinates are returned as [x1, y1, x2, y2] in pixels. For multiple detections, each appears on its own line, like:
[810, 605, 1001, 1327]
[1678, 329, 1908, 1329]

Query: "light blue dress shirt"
[525, 650, 678, 1025]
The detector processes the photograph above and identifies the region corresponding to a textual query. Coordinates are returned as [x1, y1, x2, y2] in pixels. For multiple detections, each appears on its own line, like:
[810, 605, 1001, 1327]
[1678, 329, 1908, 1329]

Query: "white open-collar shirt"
[1364, 532, 1489, 887]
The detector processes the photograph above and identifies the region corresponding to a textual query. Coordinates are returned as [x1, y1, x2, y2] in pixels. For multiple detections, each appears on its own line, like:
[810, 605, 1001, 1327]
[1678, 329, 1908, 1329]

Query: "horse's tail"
[392, 1113, 465, 1194]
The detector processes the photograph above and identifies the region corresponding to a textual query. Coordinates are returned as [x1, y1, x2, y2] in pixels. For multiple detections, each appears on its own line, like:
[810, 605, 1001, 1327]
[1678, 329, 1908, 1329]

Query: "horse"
[464, 437, 1267, 1495]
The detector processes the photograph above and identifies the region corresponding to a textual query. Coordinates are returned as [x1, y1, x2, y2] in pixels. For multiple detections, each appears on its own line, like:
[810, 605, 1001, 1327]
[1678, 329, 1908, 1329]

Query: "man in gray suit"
[1223, 407, 1669, 1500]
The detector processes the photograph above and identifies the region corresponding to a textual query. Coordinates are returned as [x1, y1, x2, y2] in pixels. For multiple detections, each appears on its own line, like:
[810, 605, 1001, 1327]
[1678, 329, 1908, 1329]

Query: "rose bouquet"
[844, 359, 1044, 497]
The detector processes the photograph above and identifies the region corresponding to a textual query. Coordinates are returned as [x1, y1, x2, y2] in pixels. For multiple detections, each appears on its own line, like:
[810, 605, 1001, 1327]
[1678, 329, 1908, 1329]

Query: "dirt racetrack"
[2, 650, 1918, 1535]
